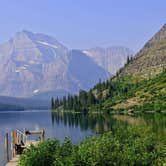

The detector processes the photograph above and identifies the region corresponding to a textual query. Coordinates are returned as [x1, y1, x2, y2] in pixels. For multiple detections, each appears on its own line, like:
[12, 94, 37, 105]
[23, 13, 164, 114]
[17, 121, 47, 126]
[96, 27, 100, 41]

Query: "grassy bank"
[51, 70, 166, 114]
[19, 125, 166, 166]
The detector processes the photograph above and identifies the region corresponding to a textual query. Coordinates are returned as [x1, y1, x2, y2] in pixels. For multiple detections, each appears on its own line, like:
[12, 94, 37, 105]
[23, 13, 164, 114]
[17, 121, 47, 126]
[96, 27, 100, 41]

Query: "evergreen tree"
[51, 97, 54, 109]
[73, 95, 79, 111]
[87, 91, 96, 106]
[79, 90, 88, 109]
[63, 96, 67, 109]
[127, 56, 130, 64]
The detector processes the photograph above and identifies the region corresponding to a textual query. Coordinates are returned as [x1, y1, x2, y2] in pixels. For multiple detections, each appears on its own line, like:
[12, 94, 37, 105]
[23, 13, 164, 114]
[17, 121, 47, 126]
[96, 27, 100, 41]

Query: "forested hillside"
[52, 24, 166, 113]
[52, 69, 166, 113]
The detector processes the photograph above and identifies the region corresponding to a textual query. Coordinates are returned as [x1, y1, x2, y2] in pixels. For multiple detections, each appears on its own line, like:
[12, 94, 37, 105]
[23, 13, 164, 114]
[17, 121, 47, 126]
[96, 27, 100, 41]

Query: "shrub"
[19, 126, 166, 166]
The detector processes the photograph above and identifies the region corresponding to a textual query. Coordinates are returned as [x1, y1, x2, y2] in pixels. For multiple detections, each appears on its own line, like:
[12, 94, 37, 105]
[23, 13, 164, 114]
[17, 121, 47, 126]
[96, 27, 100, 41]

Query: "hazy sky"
[0, 0, 166, 52]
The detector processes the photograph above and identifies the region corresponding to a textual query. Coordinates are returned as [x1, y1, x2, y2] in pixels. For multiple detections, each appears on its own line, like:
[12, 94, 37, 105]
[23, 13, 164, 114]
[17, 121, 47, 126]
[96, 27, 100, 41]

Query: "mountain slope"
[0, 95, 51, 111]
[83, 47, 133, 75]
[68, 50, 110, 89]
[101, 71, 166, 112]
[0, 31, 108, 97]
[93, 24, 166, 112]
[53, 24, 166, 113]
[120, 24, 166, 78]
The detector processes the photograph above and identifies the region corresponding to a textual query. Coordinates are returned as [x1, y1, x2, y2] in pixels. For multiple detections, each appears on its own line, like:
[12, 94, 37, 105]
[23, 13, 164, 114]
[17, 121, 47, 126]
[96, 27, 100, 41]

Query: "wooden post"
[41, 129, 45, 141]
[5, 133, 9, 163]
[12, 130, 17, 157]
[23, 128, 27, 144]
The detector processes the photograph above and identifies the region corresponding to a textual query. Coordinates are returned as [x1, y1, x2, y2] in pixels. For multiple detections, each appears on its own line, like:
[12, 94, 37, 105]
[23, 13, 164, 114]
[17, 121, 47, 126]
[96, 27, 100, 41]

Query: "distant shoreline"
[0, 109, 50, 113]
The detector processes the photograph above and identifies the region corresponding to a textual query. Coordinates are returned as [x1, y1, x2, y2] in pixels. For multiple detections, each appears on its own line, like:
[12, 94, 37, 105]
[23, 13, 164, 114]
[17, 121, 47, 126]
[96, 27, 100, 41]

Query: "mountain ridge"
[52, 24, 166, 113]
[0, 31, 108, 97]
[83, 46, 134, 75]
[0, 30, 133, 98]
[120, 24, 166, 78]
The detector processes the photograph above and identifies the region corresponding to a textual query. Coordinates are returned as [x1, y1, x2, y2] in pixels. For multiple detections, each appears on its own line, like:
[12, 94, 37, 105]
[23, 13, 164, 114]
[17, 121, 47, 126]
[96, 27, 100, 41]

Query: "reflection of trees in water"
[113, 113, 166, 142]
[113, 115, 146, 125]
[140, 113, 166, 142]
[51, 111, 166, 138]
[51, 112, 124, 133]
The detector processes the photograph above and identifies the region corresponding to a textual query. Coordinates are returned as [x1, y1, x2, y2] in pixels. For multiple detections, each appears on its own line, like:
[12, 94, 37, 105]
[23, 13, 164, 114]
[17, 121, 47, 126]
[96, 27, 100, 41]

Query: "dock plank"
[6, 155, 19, 166]
[5, 129, 45, 166]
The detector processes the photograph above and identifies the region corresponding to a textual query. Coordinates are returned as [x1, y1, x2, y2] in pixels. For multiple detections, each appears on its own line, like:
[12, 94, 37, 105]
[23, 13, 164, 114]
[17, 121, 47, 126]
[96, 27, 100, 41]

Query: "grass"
[19, 125, 166, 166]
[93, 70, 166, 113]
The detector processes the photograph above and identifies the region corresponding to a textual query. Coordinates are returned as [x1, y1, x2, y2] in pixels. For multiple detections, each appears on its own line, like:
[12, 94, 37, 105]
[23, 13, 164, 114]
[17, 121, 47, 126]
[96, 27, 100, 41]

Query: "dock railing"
[5, 128, 45, 164]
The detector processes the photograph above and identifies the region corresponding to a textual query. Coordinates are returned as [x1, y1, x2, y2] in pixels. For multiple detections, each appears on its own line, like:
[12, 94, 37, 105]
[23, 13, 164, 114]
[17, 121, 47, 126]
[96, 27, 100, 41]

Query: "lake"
[0, 110, 166, 166]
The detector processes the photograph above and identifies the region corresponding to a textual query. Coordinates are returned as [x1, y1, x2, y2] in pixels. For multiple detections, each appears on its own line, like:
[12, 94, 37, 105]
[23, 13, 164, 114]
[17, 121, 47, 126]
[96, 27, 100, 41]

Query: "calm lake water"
[0, 110, 166, 166]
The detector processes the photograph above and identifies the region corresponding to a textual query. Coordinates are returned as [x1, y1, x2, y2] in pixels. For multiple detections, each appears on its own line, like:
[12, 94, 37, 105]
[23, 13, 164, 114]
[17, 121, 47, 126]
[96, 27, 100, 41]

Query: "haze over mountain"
[93, 24, 166, 112]
[55, 24, 166, 114]
[0, 31, 133, 98]
[83, 47, 133, 75]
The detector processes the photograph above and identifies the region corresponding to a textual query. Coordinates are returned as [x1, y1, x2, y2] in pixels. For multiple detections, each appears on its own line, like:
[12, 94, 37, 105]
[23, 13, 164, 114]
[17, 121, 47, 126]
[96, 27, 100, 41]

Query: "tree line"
[51, 90, 97, 112]
[51, 55, 149, 113]
[51, 73, 137, 113]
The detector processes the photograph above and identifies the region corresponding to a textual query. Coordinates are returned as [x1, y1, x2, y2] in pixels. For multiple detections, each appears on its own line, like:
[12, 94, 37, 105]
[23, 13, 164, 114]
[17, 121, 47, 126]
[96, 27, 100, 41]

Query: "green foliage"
[100, 70, 166, 112]
[18, 139, 60, 166]
[51, 70, 166, 113]
[19, 126, 166, 166]
[51, 90, 97, 112]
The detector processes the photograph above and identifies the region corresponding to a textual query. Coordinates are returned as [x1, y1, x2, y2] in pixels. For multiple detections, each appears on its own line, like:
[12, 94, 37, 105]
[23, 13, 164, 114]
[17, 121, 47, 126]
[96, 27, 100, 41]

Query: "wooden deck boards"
[5, 129, 45, 166]
[5, 156, 19, 166]
[5, 141, 41, 166]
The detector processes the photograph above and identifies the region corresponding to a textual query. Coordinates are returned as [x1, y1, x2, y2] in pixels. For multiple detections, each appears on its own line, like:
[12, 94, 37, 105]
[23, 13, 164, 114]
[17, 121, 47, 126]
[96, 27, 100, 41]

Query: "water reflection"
[140, 113, 166, 142]
[51, 112, 166, 141]
[51, 112, 116, 134]
[0, 111, 92, 166]
[113, 114, 146, 125]
[0, 111, 166, 166]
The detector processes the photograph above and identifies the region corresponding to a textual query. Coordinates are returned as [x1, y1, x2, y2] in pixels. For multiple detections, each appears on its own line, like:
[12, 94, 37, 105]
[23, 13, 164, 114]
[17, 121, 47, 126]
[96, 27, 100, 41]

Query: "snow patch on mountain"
[20, 66, 26, 70]
[15, 66, 27, 73]
[29, 60, 38, 64]
[37, 41, 58, 49]
[15, 69, 21, 73]
[33, 89, 39, 93]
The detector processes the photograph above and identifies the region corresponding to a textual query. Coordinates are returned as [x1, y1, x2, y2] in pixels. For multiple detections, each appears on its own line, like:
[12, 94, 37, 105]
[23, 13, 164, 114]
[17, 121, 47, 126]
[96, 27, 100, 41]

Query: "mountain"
[68, 50, 111, 87]
[31, 90, 70, 100]
[0, 31, 109, 98]
[93, 24, 166, 112]
[120, 24, 166, 78]
[54, 24, 166, 113]
[0, 103, 24, 111]
[83, 47, 134, 75]
[0, 96, 50, 110]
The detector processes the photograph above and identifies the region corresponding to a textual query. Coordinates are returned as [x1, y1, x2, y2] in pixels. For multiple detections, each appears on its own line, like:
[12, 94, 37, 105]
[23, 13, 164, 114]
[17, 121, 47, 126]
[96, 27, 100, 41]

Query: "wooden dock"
[6, 155, 19, 166]
[5, 129, 45, 166]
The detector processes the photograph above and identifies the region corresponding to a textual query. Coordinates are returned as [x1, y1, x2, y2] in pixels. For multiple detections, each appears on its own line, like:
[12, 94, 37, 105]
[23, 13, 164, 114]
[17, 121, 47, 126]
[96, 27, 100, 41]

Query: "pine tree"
[87, 91, 96, 106]
[79, 90, 88, 109]
[63, 96, 67, 109]
[51, 97, 54, 109]
[127, 56, 130, 64]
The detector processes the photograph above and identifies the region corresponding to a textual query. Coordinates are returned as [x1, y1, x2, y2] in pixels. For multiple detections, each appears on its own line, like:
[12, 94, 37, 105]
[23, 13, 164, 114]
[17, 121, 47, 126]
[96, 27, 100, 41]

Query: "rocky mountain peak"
[0, 30, 134, 98]
[147, 24, 166, 46]
[83, 46, 134, 75]
[13, 30, 68, 51]
[0, 31, 109, 97]
[120, 23, 166, 78]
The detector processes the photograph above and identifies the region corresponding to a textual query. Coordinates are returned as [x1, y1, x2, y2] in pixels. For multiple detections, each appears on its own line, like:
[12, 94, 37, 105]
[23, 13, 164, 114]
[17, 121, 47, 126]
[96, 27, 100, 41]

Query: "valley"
[1, 1, 166, 165]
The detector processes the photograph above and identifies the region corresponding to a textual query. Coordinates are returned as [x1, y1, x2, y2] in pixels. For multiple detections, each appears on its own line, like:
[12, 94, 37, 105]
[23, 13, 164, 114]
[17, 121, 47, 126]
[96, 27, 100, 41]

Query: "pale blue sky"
[0, 0, 166, 52]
